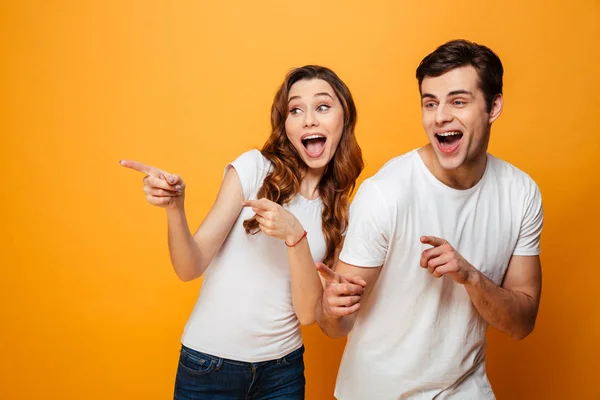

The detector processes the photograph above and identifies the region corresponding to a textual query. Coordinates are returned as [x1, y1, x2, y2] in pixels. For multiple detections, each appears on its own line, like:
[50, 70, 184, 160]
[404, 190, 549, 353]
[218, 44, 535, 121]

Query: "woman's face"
[285, 78, 344, 172]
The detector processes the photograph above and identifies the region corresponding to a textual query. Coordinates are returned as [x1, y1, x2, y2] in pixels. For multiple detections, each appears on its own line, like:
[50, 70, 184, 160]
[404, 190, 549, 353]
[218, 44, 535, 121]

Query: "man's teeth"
[437, 131, 461, 137]
[303, 135, 325, 140]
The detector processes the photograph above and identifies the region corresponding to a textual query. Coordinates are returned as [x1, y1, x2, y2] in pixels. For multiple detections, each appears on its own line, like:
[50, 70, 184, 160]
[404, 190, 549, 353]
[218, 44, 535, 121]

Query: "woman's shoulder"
[232, 149, 272, 172]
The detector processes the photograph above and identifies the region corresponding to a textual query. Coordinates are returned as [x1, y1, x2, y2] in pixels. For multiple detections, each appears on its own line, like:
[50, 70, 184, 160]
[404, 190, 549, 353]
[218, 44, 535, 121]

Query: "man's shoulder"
[487, 154, 540, 193]
[368, 148, 420, 186]
[354, 149, 420, 207]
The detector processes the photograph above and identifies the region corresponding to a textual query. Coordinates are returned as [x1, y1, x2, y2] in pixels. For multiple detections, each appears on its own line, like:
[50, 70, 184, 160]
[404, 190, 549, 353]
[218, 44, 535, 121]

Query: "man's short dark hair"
[416, 39, 503, 112]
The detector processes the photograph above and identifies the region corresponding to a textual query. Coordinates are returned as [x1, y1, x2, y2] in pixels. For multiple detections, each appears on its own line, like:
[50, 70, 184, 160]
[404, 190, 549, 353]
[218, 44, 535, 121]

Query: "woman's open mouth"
[301, 134, 327, 158]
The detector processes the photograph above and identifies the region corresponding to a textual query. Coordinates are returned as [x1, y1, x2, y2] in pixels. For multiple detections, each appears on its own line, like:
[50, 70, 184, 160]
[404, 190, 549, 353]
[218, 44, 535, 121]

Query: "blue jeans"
[174, 345, 305, 400]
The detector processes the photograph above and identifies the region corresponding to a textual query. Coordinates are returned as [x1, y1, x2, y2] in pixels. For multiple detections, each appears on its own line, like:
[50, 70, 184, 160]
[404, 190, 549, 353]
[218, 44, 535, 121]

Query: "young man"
[316, 39, 544, 399]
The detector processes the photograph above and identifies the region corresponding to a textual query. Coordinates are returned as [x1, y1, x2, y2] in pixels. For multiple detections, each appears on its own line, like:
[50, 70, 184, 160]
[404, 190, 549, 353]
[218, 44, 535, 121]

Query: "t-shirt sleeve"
[339, 179, 391, 267]
[513, 180, 544, 256]
[225, 149, 268, 200]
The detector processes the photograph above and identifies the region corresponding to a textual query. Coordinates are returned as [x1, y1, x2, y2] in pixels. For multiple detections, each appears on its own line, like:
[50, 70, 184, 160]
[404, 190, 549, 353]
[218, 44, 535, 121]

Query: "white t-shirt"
[181, 149, 326, 362]
[335, 149, 543, 400]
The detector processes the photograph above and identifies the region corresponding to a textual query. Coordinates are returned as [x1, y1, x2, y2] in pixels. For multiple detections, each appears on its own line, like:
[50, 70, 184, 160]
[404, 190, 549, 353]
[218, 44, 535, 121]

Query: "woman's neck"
[299, 166, 325, 200]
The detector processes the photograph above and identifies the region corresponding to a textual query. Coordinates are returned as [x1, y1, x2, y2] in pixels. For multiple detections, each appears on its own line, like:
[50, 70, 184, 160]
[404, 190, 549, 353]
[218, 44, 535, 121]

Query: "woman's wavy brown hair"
[243, 65, 364, 266]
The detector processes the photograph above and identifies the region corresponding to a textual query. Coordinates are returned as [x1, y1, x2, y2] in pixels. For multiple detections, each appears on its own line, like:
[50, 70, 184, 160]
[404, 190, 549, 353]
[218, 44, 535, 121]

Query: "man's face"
[420, 65, 502, 171]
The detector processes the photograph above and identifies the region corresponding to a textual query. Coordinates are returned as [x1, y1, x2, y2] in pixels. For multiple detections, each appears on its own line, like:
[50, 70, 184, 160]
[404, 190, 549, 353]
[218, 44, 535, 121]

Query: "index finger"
[420, 235, 447, 247]
[242, 198, 277, 210]
[119, 160, 158, 176]
[316, 262, 341, 283]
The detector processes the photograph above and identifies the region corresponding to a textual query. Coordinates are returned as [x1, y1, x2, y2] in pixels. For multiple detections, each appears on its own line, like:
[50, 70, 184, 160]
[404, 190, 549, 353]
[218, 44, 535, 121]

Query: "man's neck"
[418, 145, 488, 190]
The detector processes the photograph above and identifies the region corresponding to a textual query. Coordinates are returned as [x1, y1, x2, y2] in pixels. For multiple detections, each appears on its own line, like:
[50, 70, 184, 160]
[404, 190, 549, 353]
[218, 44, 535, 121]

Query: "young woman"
[121, 65, 364, 399]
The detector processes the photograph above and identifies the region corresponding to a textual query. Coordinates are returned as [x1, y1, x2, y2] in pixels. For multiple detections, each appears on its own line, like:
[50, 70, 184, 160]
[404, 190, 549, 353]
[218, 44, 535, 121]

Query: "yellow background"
[2, 1, 599, 399]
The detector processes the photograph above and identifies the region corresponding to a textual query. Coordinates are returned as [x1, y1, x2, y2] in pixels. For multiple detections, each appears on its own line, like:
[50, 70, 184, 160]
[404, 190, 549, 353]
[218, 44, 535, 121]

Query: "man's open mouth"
[435, 131, 463, 151]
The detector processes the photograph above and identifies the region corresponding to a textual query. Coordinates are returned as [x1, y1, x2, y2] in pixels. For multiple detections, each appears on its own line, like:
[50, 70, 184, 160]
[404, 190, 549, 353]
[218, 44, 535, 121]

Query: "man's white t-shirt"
[181, 149, 326, 362]
[335, 149, 543, 399]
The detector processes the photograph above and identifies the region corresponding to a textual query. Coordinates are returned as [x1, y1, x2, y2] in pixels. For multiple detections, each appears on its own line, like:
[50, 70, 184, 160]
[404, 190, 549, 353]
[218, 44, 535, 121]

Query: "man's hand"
[317, 262, 367, 318]
[420, 236, 478, 284]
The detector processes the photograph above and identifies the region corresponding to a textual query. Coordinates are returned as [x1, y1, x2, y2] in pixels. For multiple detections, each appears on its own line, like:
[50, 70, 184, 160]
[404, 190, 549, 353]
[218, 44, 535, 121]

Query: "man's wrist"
[464, 266, 481, 287]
